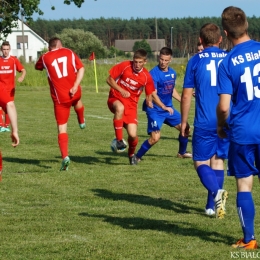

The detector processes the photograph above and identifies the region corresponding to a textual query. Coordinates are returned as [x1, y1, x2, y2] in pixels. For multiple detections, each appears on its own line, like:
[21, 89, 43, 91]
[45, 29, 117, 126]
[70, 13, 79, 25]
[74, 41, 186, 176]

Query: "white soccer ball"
[110, 138, 127, 153]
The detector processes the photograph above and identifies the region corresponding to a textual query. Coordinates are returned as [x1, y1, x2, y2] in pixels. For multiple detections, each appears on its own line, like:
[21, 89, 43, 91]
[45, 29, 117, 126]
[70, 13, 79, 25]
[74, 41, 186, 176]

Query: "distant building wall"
[1, 19, 48, 62]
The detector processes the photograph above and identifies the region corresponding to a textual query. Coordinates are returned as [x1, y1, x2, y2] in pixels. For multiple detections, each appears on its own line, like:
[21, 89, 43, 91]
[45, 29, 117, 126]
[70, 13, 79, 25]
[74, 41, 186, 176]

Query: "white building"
[1, 19, 48, 63]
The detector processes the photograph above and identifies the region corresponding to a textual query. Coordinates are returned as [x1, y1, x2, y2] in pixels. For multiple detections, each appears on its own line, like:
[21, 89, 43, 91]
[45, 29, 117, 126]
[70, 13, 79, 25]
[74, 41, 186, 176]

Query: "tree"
[56, 28, 107, 59]
[0, 0, 89, 40]
[132, 39, 153, 58]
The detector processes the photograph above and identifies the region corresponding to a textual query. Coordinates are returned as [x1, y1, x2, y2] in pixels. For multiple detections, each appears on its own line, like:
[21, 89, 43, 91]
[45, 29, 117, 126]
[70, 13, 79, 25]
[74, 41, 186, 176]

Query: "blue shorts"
[146, 108, 181, 134]
[228, 142, 260, 178]
[192, 127, 229, 161]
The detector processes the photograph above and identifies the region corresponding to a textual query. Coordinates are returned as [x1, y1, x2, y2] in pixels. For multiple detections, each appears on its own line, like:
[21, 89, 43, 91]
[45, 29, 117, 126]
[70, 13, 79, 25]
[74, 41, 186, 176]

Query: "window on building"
[17, 36, 28, 49]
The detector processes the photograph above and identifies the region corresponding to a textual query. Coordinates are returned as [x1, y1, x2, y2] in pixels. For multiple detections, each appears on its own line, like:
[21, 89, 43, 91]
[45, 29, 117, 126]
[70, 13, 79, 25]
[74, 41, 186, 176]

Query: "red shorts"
[54, 96, 81, 125]
[0, 90, 14, 113]
[107, 97, 138, 125]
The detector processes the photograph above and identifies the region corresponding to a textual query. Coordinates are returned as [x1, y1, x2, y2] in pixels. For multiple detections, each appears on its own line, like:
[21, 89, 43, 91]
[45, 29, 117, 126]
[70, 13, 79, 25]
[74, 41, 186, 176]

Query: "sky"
[33, 0, 260, 21]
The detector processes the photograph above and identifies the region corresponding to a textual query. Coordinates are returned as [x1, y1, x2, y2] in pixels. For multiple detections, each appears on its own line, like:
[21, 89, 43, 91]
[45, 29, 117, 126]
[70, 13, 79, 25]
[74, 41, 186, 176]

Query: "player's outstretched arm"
[181, 88, 193, 137]
[217, 94, 231, 139]
[172, 88, 181, 102]
[106, 75, 130, 98]
[17, 68, 26, 83]
[70, 67, 85, 97]
[6, 102, 19, 147]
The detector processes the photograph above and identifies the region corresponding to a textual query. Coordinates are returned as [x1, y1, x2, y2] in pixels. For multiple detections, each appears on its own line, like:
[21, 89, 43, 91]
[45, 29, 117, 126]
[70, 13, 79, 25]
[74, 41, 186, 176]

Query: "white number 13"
[51, 56, 68, 78]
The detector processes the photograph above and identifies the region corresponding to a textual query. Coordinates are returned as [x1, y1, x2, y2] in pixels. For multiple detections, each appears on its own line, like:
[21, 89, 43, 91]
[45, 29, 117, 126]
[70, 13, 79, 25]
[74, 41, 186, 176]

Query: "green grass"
[1, 66, 260, 260]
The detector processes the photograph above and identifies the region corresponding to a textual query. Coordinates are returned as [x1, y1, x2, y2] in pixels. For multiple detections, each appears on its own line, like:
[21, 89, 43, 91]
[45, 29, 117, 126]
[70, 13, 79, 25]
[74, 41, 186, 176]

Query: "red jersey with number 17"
[108, 60, 155, 104]
[35, 48, 84, 103]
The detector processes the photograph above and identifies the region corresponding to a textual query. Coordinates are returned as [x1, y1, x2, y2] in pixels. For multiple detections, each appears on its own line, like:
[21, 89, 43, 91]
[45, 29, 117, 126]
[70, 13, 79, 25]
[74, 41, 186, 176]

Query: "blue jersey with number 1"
[183, 46, 227, 130]
[218, 40, 260, 144]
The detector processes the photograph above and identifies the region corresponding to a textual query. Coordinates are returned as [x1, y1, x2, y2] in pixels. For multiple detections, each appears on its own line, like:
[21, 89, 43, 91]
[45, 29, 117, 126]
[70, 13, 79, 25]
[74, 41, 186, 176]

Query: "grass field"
[1, 64, 260, 260]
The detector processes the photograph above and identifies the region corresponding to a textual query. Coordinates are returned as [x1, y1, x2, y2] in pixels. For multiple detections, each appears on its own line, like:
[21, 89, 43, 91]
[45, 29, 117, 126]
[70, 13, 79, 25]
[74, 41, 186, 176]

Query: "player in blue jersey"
[217, 6, 259, 249]
[135, 47, 192, 162]
[181, 23, 229, 219]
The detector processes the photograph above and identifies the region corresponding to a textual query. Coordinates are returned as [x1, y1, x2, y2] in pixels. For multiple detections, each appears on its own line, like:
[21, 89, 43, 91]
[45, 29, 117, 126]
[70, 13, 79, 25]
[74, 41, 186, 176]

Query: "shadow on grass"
[92, 189, 203, 214]
[79, 212, 234, 244]
[3, 157, 56, 169]
[69, 154, 126, 165]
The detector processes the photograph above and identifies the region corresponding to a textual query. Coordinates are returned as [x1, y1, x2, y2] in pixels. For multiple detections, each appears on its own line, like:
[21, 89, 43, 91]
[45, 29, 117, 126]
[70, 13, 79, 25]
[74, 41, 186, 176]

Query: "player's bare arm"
[70, 67, 84, 97]
[17, 68, 26, 83]
[217, 94, 231, 139]
[152, 91, 173, 114]
[180, 88, 193, 137]
[172, 88, 181, 102]
[106, 75, 130, 98]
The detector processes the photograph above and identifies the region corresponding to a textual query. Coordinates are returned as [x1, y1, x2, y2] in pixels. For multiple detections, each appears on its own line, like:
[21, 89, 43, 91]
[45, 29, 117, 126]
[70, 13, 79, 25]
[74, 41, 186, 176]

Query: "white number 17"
[51, 56, 68, 78]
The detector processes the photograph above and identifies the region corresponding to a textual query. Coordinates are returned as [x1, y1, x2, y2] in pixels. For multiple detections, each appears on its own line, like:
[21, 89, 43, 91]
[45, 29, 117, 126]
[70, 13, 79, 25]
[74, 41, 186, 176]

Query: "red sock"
[113, 119, 123, 140]
[5, 113, 10, 127]
[74, 106, 85, 124]
[58, 133, 69, 159]
[128, 137, 138, 157]
[0, 110, 4, 127]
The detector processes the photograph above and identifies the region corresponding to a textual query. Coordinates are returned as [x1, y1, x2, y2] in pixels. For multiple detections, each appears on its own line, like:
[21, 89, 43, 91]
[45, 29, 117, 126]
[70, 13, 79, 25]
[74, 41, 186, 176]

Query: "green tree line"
[30, 16, 260, 57]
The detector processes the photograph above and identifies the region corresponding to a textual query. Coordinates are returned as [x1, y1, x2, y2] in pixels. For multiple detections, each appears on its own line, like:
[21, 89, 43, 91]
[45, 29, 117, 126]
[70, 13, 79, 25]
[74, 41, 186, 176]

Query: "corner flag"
[89, 52, 98, 93]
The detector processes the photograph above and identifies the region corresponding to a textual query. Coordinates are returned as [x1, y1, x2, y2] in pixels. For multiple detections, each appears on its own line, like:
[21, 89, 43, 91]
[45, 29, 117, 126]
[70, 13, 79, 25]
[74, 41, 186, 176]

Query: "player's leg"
[193, 127, 227, 218]
[136, 110, 163, 161]
[107, 98, 127, 150]
[168, 110, 191, 158]
[54, 102, 70, 171]
[0, 107, 4, 132]
[125, 123, 138, 165]
[6, 101, 19, 146]
[74, 99, 85, 129]
[231, 143, 258, 249]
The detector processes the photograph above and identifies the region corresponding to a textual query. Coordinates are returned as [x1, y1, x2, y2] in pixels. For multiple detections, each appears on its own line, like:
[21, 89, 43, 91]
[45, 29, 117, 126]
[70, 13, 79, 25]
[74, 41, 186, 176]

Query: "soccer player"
[0, 41, 26, 132]
[181, 23, 229, 219]
[136, 47, 192, 162]
[35, 37, 85, 171]
[0, 80, 20, 181]
[217, 6, 259, 249]
[107, 49, 165, 165]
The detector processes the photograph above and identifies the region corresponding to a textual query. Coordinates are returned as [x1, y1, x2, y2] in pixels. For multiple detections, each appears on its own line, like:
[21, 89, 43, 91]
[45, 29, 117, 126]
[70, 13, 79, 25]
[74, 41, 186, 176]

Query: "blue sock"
[178, 134, 188, 154]
[237, 192, 255, 243]
[197, 165, 219, 198]
[206, 169, 224, 210]
[136, 140, 152, 159]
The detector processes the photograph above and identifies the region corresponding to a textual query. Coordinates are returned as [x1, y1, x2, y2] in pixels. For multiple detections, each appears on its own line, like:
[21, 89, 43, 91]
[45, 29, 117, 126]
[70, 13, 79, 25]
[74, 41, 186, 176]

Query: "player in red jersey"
[107, 49, 167, 165]
[35, 37, 85, 171]
[0, 41, 26, 132]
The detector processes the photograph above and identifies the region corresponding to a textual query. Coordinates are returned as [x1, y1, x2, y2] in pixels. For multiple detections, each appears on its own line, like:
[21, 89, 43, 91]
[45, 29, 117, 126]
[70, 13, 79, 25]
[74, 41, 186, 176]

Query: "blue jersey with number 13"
[218, 40, 260, 144]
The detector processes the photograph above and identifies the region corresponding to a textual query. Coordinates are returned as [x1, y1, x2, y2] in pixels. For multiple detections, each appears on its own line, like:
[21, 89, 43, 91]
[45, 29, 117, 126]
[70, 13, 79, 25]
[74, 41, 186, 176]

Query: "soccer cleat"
[0, 126, 9, 132]
[116, 140, 127, 151]
[60, 156, 70, 171]
[232, 239, 258, 249]
[177, 152, 192, 158]
[214, 189, 228, 219]
[205, 208, 215, 216]
[79, 123, 86, 129]
[129, 154, 138, 165]
[4, 126, 10, 132]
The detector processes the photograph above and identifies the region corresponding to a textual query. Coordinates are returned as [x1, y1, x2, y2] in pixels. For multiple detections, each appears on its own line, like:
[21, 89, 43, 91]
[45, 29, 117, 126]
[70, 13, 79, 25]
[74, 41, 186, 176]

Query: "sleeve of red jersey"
[35, 56, 44, 71]
[73, 52, 84, 70]
[145, 73, 156, 95]
[109, 61, 127, 79]
[15, 58, 25, 72]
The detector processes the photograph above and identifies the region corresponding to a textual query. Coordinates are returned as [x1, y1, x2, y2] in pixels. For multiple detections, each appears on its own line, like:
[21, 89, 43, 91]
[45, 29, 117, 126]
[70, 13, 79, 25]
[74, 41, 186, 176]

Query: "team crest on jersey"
[171, 74, 175, 78]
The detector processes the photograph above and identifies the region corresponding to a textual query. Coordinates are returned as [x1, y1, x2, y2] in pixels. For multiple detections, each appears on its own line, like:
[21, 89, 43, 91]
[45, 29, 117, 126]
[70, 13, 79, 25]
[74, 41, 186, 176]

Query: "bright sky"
[34, 0, 260, 20]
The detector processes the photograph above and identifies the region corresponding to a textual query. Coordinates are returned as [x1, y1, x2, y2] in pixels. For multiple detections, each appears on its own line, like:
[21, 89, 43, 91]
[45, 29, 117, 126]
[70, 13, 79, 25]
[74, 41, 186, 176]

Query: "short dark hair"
[221, 6, 248, 39]
[160, 47, 172, 56]
[133, 49, 147, 60]
[48, 37, 62, 49]
[200, 23, 221, 46]
[1, 41, 10, 48]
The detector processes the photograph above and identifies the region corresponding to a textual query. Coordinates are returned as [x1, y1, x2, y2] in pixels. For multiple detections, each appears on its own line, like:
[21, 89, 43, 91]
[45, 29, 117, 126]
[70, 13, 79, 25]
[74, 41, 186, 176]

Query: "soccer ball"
[110, 138, 127, 153]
